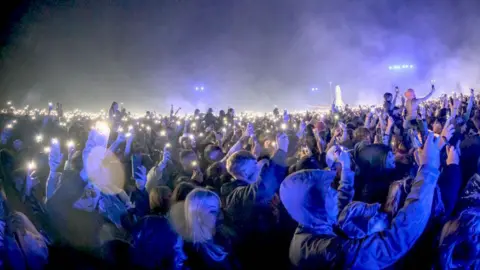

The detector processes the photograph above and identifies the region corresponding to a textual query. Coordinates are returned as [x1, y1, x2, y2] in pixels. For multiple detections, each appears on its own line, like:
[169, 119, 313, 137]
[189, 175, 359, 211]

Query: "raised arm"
[353, 133, 440, 269]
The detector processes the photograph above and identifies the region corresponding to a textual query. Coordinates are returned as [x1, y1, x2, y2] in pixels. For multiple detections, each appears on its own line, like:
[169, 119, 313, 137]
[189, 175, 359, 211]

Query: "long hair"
[184, 188, 227, 262]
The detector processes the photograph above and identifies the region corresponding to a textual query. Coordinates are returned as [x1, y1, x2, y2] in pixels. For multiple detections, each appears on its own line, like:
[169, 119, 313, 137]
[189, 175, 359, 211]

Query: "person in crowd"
[0, 86, 479, 269]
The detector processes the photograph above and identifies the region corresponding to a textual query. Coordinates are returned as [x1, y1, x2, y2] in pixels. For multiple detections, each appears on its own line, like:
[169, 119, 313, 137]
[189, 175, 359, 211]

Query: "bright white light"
[6, 101, 11, 105]
[27, 161, 36, 171]
[195, 87, 199, 91]
[165, 143, 171, 148]
[48, 102, 53, 107]
[51, 138, 59, 145]
[160, 130, 166, 136]
[35, 134, 43, 143]
[281, 123, 287, 130]
[188, 134, 195, 140]
[200, 87, 204, 91]
[6, 124, 12, 129]
[126, 132, 132, 138]
[44, 147, 51, 153]
[95, 121, 110, 135]
[388, 66, 392, 70]
[409, 65, 413, 68]
[191, 161, 198, 167]
[66, 140, 75, 148]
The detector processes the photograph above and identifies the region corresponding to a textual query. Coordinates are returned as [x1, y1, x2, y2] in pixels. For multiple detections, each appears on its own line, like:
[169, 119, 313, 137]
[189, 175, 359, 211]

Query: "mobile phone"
[131, 153, 143, 178]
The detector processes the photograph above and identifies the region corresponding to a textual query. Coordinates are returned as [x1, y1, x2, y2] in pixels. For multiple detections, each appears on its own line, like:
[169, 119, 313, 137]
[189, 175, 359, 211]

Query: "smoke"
[1, 0, 480, 112]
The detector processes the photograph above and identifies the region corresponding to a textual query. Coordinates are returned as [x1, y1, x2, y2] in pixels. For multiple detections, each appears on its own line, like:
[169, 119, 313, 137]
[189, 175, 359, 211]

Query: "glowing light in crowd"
[27, 161, 37, 170]
[188, 134, 195, 140]
[281, 123, 287, 130]
[191, 160, 198, 167]
[6, 101, 11, 105]
[66, 140, 75, 148]
[35, 134, 43, 143]
[6, 124, 13, 129]
[311, 87, 319, 92]
[160, 130, 166, 136]
[95, 121, 110, 135]
[126, 132, 132, 138]
[44, 147, 51, 153]
[51, 138, 59, 144]
[388, 65, 414, 70]
[165, 143, 171, 148]
[48, 102, 53, 107]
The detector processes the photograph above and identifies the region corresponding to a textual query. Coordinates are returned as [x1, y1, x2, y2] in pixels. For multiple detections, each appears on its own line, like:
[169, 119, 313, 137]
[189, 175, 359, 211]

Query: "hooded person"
[280, 136, 440, 269]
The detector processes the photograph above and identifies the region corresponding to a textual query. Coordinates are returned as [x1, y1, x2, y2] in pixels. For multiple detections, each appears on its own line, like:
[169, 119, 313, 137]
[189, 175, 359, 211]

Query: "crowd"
[0, 86, 480, 269]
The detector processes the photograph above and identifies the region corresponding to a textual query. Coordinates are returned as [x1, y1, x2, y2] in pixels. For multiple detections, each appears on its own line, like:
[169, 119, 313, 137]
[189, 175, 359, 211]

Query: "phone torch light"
[51, 138, 59, 145]
[44, 146, 51, 153]
[95, 121, 110, 135]
[27, 161, 37, 171]
[165, 142, 171, 148]
[222, 127, 227, 133]
[66, 140, 75, 148]
[35, 134, 43, 143]
[126, 132, 132, 138]
[191, 161, 198, 167]
[160, 130, 166, 136]
[146, 126, 151, 131]
[118, 127, 124, 133]
[188, 134, 195, 140]
[6, 124, 13, 129]
[281, 123, 287, 130]
[48, 102, 53, 107]
[7, 101, 11, 105]
[199, 132, 204, 137]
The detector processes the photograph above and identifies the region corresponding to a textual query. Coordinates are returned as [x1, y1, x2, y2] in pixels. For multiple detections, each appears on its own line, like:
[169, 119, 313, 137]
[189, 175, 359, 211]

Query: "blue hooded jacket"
[280, 166, 439, 269]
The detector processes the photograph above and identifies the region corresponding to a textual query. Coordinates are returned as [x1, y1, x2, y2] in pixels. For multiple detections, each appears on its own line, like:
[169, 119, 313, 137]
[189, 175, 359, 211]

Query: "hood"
[439, 174, 480, 269]
[280, 169, 337, 231]
[337, 201, 390, 239]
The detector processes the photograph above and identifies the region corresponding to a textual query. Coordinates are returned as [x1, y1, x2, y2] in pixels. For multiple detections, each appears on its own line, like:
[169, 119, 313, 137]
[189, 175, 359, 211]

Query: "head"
[179, 150, 197, 173]
[280, 170, 338, 228]
[13, 139, 23, 152]
[405, 88, 416, 100]
[171, 182, 196, 203]
[204, 145, 225, 163]
[384, 92, 393, 102]
[353, 127, 371, 145]
[226, 150, 258, 183]
[433, 118, 447, 134]
[149, 186, 172, 215]
[184, 188, 221, 243]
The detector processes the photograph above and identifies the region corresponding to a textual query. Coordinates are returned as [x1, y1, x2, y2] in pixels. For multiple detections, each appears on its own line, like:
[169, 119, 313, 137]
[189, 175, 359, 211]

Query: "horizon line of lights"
[389, 65, 414, 70]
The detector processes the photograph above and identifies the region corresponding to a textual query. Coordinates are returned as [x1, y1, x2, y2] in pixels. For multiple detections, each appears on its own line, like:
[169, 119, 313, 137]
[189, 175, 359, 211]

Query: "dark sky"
[1, 0, 480, 113]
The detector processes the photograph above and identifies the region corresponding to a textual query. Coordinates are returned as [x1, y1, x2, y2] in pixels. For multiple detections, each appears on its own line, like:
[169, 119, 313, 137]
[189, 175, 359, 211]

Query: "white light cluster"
[388, 65, 414, 70]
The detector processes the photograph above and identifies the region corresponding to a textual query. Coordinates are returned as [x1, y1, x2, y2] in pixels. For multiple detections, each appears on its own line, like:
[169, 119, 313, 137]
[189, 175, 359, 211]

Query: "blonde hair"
[184, 188, 221, 243]
[184, 188, 227, 261]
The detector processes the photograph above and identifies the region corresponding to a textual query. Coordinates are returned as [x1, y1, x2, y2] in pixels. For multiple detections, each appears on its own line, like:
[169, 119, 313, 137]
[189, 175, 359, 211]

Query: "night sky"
[1, 0, 480, 113]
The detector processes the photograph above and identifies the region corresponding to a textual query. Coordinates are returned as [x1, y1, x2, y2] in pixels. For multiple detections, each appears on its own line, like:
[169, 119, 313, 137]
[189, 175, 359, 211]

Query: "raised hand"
[418, 132, 440, 169]
[446, 141, 460, 166]
[276, 132, 289, 153]
[134, 166, 147, 189]
[335, 149, 351, 171]
[49, 142, 63, 172]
